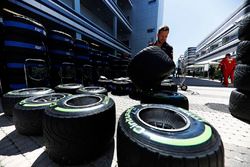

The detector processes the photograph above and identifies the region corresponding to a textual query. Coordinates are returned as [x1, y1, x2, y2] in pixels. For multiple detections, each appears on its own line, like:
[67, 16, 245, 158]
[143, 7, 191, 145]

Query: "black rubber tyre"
[55, 83, 83, 94]
[128, 83, 144, 100]
[74, 39, 89, 52]
[128, 46, 175, 90]
[81, 65, 100, 86]
[97, 78, 112, 91]
[229, 89, 250, 122]
[4, 62, 26, 87]
[24, 59, 50, 87]
[180, 84, 188, 91]
[155, 82, 178, 92]
[236, 41, 250, 64]
[2, 87, 54, 116]
[111, 80, 131, 96]
[238, 14, 250, 41]
[43, 94, 116, 165]
[3, 39, 46, 59]
[13, 93, 70, 135]
[234, 64, 250, 91]
[76, 86, 108, 95]
[117, 104, 224, 167]
[140, 90, 189, 110]
[3, 9, 46, 40]
[48, 30, 73, 49]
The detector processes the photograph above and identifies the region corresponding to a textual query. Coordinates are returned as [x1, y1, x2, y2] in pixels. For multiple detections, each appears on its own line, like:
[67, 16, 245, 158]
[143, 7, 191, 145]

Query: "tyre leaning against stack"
[128, 46, 175, 90]
[229, 13, 250, 122]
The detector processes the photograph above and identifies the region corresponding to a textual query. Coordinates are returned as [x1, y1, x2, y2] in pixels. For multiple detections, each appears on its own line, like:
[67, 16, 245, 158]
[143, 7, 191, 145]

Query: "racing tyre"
[140, 90, 189, 110]
[43, 94, 116, 165]
[155, 81, 178, 92]
[2, 87, 54, 116]
[111, 80, 131, 96]
[117, 104, 224, 167]
[229, 89, 250, 122]
[48, 30, 73, 49]
[238, 14, 250, 40]
[234, 64, 250, 91]
[3, 9, 46, 40]
[76, 86, 108, 95]
[128, 46, 175, 90]
[180, 84, 188, 91]
[13, 93, 70, 135]
[236, 41, 250, 64]
[55, 83, 83, 94]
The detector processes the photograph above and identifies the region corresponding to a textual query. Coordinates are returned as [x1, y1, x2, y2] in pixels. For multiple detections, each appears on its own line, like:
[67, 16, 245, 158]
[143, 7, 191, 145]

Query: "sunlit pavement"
[0, 84, 250, 167]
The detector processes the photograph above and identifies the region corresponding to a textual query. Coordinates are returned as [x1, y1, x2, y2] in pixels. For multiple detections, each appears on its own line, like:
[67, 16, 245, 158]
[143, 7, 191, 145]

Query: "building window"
[147, 28, 155, 33]
[148, 0, 156, 4]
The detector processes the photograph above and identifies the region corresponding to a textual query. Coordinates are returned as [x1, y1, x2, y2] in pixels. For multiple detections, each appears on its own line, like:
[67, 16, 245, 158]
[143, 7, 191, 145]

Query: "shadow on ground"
[32, 139, 115, 167]
[205, 103, 230, 113]
[0, 130, 42, 156]
[0, 113, 13, 127]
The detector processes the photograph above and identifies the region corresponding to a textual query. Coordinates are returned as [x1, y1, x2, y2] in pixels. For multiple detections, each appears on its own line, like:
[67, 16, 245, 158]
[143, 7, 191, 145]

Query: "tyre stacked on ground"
[111, 78, 131, 96]
[1, 9, 48, 93]
[55, 83, 84, 94]
[48, 30, 75, 87]
[1, 87, 54, 116]
[89, 47, 102, 83]
[74, 39, 91, 84]
[100, 51, 111, 78]
[76, 86, 108, 95]
[128, 46, 189, 108]
[140, 90, 189, 110]
[229, 14, 250, 122]
[97, 76, 112, 92]
[43, 94, 116, 165]
[157, 79, 178, 92]
[117, 104, 224, 167]
[13, 92, 70, 135]
[111, 57, 130, 78]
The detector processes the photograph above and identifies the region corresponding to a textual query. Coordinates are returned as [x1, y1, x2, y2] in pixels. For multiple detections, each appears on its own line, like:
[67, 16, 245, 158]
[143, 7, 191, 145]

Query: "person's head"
[157, 26, 169, 44]
[225, 53, 231, 58]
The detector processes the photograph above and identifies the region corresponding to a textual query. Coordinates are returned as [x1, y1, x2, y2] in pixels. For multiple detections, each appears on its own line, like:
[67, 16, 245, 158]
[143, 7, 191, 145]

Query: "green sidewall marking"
[22, 103, 52, 107]
[54, 107, 84, 112]
[103, 96, 110, 104]
[149, 124, 212, 146]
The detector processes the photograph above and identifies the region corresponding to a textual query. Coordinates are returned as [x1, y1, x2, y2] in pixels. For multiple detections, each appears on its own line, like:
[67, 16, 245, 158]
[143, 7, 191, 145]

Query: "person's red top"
[219, 57, 236, 72]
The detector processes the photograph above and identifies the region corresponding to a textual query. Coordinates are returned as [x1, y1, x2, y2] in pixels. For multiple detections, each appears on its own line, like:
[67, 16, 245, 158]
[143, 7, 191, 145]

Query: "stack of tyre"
[2, 86, 116, 166]
[90, 48, 102, 80]
[116, 46, 224, 167]
[1, 9, 48, 93]
[48, 30, 75, 87]
[110, 57, 130, 78]
[111, 77, 132, 96]
[74, 39, 91, 83]
[229, 13, 250, 122]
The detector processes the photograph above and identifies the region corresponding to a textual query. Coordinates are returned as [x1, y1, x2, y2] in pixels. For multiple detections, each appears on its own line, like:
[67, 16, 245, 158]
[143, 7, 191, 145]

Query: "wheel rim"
[137, 106, 190, 132]
[64, 95, 102, 108]
[32, 93, 67, 103]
